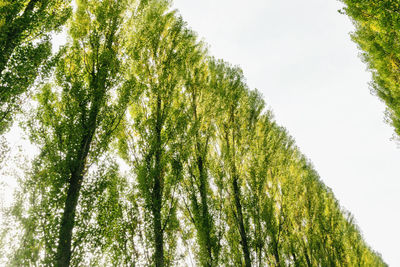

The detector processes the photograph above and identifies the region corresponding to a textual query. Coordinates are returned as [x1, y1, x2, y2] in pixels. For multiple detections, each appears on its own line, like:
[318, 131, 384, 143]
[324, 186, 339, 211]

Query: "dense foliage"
[340, 0, 400, 141]
[0, 0, 71, 133]
[0, 0, 387, 266]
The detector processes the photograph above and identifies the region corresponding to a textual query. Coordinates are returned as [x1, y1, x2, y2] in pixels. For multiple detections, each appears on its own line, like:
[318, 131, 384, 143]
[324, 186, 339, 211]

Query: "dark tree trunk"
[291, 251, 298, 267]
[153, 175, 164, 267]
[55, 170, 83, 266]
[197, 153, 213, 266]
[257, 244, 262, 267]
[304, 247, 312, 267]
[153, 95, 164, 267]
[226, 109, 251, 267]
[52, 7, 116, 265]
[55, 132, 95, 266]
[232, 175, 251, 267]
[273, 241, 281, 267]
[191, 91, 213, 266]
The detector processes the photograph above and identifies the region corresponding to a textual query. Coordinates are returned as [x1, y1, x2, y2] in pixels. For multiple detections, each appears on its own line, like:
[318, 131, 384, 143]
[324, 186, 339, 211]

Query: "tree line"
[0, 0, 387, 266]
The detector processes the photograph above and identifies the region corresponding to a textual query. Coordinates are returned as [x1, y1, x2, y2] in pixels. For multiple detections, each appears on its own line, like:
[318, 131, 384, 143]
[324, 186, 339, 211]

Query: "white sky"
[171, 0, 400, 265]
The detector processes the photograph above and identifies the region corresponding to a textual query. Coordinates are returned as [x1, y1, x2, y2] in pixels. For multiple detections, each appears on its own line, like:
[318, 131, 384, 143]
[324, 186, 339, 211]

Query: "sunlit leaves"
[341, 0, 400, 141]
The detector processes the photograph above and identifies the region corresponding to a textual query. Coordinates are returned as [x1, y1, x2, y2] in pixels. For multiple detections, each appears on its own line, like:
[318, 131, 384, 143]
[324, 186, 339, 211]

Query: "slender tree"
[245, 111, 282, 267]
[119, 1, 197, 265]
[180, 52, 224, 266]
[10, 0, 133, 265]
[54, 1, 132, 263]
[211, 59, 253, 266]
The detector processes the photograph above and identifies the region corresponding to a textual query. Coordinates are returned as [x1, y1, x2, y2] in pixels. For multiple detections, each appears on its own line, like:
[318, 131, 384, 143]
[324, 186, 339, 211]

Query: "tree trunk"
[227, 110, 251, 267]
[55, 170, 83, 266]
[197, 154, 213, 266]
[232, 175, 251, 267]
[257, 244, 262, 267]
[273, 241, 281, 267]
[153, 175, 163, 267]
[153, 95, 164, 267]
[192, 91, 213, 266]
[55, 133, 94, 266]
[304, 247, 312, 267]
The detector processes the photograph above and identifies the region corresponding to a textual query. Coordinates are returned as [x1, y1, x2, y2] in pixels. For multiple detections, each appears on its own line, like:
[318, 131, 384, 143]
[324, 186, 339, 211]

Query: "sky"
[171, 0, 400, 265]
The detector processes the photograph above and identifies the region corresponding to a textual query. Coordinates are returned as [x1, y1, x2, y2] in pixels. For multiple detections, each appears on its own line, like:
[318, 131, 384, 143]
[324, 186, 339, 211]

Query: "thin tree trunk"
[228, 110, 251, 267]
[257, 244, 262, 267]
[291, 251, 298, 267]
[304, 247, 312, 267]
[192, 91, 213, 266]
[153, 173, 163, 267]
[273, 241, 281, 267]
[53, 6, 117, 265]
[153, 94, 164, 267]
[55, 131, 95, 266]
[232, 175, 252, 267]
[197, 153, 213, 266]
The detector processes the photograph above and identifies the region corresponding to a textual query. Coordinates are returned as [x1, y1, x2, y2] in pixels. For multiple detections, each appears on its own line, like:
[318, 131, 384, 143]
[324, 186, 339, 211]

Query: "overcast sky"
[171, 0, 400, 265]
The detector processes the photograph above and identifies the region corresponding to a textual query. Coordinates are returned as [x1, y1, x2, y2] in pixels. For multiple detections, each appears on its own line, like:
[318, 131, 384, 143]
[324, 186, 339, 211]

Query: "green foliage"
[179, 47, 224, 266]
[118, 1, 197, 265]
[6, 0, 134, 265]
[340, 0, 400, 141]
[0, 0, 71, 133]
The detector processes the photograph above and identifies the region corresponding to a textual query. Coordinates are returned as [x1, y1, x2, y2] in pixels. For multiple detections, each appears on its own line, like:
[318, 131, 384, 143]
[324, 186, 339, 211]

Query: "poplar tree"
[211, 59, 252, 266]
[9, 0, 133, 265]
[180, 53, 223, 266]
[118, 1, 197, 265]
[244, 111, 281, 267]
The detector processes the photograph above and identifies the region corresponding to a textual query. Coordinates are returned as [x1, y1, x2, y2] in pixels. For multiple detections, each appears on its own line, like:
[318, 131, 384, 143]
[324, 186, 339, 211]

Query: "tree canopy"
[340, 0, 400, 141]
[0, 0, 71, 133]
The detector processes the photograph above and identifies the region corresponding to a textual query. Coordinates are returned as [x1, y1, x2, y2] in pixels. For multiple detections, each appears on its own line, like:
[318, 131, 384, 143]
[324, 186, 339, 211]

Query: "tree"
[118, 1, 197, 265]
[180, 53, 224, 266]
[9, 0, 133, 265]
[244, 111, 282, 267]
[211, 59, 253, 266]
